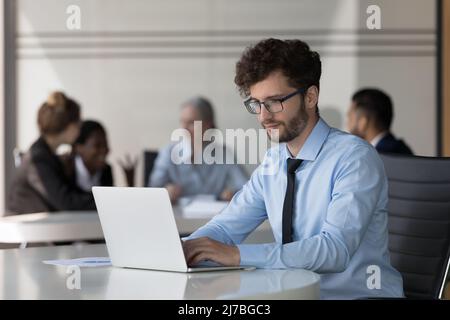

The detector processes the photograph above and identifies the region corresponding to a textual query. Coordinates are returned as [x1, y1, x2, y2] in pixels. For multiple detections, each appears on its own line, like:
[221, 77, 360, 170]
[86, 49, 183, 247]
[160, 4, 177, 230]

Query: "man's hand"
[166, 183, 182, 203]
[118, 154, 138, 187]
[183, 237, 240, 267]
[219, 189, 234, 201]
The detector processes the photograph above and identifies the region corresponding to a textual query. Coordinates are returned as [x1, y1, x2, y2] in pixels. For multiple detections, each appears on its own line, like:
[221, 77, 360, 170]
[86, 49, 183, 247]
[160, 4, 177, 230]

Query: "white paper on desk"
[43, 257, 111, 267]
[180, 195, 229, 218]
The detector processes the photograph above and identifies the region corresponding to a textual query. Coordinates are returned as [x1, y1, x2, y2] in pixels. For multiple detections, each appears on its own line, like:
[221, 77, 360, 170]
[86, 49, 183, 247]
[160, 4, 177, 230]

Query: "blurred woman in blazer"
[8, 91, 96, 214]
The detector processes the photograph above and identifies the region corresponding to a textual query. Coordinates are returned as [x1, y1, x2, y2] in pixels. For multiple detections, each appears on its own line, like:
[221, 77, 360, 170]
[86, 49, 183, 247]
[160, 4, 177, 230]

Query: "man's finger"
[184, 239, 218, 262]
[183, 237, 209, 249]
[184, 241, 212, 262]
[188, 251, 215, 266]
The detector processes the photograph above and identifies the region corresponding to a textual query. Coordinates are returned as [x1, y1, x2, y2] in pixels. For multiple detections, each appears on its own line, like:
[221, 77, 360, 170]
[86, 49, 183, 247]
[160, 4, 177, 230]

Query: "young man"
[347, 88, 413, 155]
[183, 39, 404, 299]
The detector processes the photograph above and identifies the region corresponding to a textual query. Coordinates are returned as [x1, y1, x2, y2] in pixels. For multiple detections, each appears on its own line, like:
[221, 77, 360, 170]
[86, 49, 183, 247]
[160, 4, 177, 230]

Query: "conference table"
[0, 209, 274, 247]
[0, 244, 321, 299]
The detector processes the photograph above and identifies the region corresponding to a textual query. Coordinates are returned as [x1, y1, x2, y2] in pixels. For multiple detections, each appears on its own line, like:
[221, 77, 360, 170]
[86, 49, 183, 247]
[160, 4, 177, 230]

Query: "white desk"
[0, 211, 274, 245]
[0, 244, 320, 299]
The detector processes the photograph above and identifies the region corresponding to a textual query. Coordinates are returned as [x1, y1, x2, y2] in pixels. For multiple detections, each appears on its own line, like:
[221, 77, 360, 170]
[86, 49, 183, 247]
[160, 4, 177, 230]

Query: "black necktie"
[282, 158, 303, 244]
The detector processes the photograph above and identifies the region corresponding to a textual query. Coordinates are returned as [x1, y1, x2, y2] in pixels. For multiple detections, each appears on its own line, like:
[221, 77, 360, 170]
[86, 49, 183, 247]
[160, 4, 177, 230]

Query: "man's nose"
[258, 104, 272, 122]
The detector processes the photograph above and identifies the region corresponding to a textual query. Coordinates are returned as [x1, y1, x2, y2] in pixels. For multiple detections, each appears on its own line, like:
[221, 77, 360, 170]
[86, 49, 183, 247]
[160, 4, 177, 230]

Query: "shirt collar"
[370, 131, 388, 147]
[75, 155, 101, 191]
[283, 117, 331, 161]
[75, 155, 90, 178]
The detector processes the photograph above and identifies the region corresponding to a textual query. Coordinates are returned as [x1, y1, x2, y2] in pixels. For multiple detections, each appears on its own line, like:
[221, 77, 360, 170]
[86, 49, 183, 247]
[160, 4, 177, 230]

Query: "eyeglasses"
[244, 88, 305, 114]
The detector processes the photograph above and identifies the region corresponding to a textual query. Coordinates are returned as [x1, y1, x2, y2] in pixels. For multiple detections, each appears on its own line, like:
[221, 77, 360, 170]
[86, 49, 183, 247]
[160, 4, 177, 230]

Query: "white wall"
[14, 0, 437, 186]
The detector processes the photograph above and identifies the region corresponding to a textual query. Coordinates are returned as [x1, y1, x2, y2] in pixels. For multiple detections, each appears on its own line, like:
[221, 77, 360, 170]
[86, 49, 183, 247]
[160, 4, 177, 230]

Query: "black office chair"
[380, 153, 450, 299]
[143, 150, 159, 186]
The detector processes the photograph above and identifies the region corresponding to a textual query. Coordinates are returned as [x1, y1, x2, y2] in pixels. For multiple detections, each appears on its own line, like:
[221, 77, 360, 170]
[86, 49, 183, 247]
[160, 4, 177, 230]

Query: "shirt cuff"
[237, 243, 270, 268]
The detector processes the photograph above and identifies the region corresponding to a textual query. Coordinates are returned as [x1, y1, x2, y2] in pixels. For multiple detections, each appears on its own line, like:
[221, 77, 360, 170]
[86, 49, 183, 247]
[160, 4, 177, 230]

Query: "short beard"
[268, 99, 309, 143]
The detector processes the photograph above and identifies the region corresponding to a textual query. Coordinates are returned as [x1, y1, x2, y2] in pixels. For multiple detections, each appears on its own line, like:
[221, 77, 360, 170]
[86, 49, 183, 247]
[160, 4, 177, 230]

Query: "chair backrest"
[143, 150, 159, 186]
[380, 153, 450, 299]
[13, 148, 24, 168]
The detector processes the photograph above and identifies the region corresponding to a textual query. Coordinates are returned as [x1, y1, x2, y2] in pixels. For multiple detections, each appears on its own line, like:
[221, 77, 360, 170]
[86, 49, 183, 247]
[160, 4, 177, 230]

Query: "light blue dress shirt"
[149, 142, 249, 198]
[186, 118, 404, 299]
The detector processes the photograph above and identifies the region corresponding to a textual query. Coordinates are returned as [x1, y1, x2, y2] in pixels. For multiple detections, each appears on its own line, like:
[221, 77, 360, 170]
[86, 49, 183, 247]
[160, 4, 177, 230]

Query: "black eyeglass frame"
[243, 88, 307, 114]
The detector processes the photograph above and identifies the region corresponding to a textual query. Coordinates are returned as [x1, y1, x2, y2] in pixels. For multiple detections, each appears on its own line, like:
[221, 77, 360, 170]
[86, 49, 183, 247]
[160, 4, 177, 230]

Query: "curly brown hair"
[234, 38, 322, 97]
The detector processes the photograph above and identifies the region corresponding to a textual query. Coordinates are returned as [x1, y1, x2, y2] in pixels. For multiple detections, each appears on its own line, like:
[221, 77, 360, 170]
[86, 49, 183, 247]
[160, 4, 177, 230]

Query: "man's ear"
[305, 86, 319, 111]
[358, 115, 369, 133]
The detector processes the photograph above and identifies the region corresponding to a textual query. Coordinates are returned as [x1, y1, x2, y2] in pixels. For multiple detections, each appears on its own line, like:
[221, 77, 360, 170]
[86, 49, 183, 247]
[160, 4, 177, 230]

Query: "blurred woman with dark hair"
[8, 91, 96, 214]
[72, 120, 113, 192]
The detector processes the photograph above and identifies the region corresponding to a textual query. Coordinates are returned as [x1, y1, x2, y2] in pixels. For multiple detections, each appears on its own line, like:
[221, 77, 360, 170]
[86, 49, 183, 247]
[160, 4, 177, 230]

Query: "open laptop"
[92, 187, 253, 273]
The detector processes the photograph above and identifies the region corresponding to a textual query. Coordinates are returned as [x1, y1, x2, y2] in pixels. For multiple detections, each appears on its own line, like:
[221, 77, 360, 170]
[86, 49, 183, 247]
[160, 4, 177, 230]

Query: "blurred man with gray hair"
[148, 96, 248, 203]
